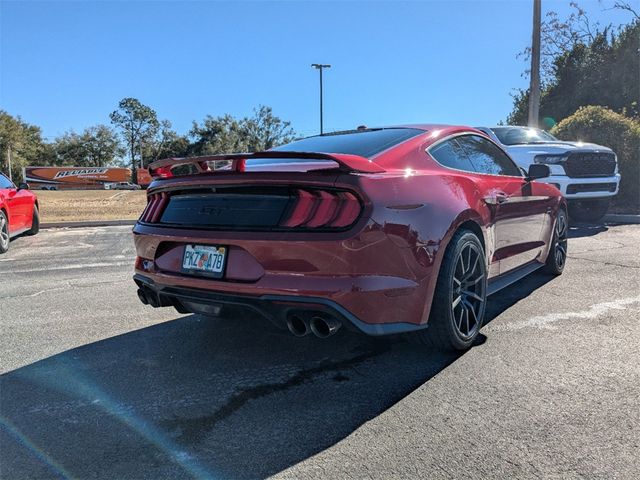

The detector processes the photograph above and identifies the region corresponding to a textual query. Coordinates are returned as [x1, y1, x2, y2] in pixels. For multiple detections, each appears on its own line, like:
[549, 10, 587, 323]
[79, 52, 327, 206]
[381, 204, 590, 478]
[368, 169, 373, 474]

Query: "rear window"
[271, 128, 424, 158]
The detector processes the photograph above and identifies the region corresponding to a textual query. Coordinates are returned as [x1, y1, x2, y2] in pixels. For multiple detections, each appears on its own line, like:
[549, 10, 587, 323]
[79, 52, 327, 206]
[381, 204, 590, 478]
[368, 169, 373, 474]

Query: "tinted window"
[491, 127, 557, 145]
[429, 138, 476, 172]
[457, 135, 522, 176]
[272, 128, 424, 159]
[0, 174, 15, 189]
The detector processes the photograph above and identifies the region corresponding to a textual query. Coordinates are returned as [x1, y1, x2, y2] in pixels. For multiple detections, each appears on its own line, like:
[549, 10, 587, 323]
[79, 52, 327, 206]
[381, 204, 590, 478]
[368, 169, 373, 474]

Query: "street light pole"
[528, 0, 542, 128]
[311, 63, 331, 134]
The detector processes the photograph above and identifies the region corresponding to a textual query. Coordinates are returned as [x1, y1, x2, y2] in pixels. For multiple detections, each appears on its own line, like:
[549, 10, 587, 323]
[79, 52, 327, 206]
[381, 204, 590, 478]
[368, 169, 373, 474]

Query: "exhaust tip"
[137, 288, 149, 305]
[286, 314, 310, 337]
[146, 289, 160, 308]
[310, 316, 342, 339]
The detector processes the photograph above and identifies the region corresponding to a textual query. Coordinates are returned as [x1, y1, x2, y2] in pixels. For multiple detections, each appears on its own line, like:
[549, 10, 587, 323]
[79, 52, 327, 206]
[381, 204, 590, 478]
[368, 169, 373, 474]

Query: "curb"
[603, 214, 640, 225]
[41, 220, 137, 229]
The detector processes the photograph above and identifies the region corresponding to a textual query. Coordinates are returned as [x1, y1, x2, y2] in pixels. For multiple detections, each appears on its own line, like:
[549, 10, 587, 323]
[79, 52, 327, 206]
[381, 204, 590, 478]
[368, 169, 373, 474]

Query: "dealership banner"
[24, 166, 131, 188]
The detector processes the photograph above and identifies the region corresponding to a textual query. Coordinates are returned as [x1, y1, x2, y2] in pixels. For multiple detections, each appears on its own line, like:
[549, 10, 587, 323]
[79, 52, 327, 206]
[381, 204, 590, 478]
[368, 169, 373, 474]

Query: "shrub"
[551, 106, 640, 209]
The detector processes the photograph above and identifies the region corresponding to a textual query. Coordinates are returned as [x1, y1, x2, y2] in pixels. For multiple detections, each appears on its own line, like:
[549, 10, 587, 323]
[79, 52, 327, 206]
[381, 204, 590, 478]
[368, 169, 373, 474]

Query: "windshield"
[271, 127, 424, 159]
[491, 127, 558, 145]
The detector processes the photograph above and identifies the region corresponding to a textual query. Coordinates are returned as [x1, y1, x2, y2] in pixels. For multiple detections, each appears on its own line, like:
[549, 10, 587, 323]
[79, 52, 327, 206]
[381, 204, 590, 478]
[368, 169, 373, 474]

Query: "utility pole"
[311, 63, 331, 134]
[528, 0, 542, 128]
[6, 145, 12, 181]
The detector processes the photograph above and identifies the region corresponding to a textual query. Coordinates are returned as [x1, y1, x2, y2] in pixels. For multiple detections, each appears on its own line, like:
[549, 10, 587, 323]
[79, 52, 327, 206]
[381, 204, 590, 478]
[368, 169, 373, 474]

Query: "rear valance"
[148, 151, 385, 178]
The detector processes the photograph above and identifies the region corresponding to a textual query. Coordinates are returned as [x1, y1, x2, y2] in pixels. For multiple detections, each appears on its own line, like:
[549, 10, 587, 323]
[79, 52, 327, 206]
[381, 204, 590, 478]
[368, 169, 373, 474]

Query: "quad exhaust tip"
[286, 313, 342, 338]
[310, 315, 342, 338]
[146, 292, 160, 308]
[137, 287, 163, 308]
[286, 314, 310, 337]
[137, 288, 149, 305]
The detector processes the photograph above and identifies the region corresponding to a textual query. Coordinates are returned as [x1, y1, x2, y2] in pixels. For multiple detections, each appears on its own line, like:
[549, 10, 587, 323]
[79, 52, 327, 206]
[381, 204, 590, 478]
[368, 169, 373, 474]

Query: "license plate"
[182, 244, 227, 278]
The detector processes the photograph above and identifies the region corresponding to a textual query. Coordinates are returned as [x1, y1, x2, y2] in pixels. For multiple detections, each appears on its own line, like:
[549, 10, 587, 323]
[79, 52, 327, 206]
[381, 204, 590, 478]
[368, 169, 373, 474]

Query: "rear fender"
[357, 172, 490, 326]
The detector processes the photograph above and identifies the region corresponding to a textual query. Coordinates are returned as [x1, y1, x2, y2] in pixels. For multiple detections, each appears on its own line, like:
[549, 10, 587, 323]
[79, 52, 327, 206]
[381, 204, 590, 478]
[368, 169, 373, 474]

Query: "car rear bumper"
[133, 273, 429, 336]
[540, 174, 620, 199]
[132, 221, 437, 335]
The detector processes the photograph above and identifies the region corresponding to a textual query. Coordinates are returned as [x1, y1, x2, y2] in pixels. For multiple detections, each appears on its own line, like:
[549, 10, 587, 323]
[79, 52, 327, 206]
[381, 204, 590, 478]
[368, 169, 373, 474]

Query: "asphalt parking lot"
[1, 224, 639, 479]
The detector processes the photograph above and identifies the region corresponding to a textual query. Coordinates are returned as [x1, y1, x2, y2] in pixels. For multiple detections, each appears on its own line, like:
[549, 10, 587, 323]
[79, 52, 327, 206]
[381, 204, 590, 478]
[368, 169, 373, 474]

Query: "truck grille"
[564, 152, 616, 178]
[566, 183, 617, 194]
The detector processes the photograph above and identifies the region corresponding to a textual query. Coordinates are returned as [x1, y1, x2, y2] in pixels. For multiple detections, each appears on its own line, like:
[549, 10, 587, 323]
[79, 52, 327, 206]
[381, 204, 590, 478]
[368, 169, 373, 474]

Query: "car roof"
[480, 126, 541, 130]
[370, 124, 469, 132]
[320, 124, 476, 134]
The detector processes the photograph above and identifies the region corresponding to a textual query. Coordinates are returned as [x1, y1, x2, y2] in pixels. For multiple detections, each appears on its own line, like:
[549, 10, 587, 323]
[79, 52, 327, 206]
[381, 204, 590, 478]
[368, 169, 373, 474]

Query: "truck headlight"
[534, 155, 568, 164]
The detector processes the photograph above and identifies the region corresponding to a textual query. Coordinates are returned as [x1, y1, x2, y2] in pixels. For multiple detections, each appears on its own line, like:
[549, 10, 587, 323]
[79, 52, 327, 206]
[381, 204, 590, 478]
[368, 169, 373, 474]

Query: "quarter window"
[429, 138, 476, 172]
[456, 135, 522, 176]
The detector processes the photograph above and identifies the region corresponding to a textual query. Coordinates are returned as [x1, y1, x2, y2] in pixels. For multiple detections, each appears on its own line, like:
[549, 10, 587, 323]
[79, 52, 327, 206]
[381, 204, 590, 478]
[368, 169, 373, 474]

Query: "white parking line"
[7, 262, 132, 274]
[490, 297, 640, 331]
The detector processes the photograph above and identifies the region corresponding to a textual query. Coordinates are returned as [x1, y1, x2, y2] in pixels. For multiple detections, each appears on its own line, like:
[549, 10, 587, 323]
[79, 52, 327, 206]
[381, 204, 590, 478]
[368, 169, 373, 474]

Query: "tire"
[410, 229, 487, 351]
[26, 205, 40, 236]
[544, 208, 568, 275]
[0, 210, 9, 254]
[568, 198, 610, 223]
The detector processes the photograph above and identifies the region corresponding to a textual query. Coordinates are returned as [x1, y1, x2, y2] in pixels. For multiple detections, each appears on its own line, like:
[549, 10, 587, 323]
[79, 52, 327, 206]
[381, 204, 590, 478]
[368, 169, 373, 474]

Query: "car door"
[428, 136, 501, 278]
[15, 185, 35, 231]
[0, 174, 27, 232]
[456, 135, 552, 275]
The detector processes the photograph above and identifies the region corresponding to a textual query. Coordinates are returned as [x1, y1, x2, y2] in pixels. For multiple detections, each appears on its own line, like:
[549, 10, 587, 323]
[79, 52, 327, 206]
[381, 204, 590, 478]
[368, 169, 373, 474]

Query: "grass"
[36, 190, 147, 223]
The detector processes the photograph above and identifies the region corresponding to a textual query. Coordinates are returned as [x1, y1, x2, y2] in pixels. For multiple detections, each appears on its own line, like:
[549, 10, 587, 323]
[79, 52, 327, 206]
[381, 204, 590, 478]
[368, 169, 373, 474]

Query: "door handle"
[484, 192, 508, 205]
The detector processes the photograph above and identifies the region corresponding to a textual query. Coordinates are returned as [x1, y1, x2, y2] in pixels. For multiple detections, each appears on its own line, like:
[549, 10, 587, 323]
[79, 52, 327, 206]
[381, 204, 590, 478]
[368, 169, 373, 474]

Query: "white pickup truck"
[477, 126, 620, 222]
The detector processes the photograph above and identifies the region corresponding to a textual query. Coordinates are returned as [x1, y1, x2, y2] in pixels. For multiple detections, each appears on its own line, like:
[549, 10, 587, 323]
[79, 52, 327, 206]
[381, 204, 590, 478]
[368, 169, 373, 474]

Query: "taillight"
[140, 192, 169, 223]
[280, 189, 362, 229]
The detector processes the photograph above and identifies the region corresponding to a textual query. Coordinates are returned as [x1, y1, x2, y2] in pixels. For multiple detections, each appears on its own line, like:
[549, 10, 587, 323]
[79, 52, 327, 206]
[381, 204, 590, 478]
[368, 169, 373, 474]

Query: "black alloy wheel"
[545, 208, 568, 275]
[410, 229, 487, 351]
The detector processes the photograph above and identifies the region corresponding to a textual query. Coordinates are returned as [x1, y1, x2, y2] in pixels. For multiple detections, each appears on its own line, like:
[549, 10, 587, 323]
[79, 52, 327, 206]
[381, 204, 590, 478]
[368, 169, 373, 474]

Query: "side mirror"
[526, 164, 550, 181]
[17, 182, 30, 191]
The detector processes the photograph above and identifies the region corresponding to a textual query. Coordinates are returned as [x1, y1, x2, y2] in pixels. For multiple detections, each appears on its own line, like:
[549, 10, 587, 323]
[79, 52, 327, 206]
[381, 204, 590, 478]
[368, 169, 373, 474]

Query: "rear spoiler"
[148, 151, 385, 178]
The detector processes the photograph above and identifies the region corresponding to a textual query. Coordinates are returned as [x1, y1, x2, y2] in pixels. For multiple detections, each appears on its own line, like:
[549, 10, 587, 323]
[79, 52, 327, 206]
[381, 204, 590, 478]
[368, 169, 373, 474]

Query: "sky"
[0, 0, 634, 140]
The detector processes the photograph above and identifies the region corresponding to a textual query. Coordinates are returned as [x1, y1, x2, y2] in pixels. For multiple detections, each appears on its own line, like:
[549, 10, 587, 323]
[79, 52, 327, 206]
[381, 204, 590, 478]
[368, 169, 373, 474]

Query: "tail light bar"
[139, 188, 363, 230]
[140, 192, 169, 223]
[280, 189, 361, 229]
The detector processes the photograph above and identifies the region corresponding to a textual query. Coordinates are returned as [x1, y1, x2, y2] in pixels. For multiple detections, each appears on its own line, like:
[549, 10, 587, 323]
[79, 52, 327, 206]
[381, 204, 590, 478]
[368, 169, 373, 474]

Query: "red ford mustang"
[0, 173, 39, 254]
[133, 125, 568, 350]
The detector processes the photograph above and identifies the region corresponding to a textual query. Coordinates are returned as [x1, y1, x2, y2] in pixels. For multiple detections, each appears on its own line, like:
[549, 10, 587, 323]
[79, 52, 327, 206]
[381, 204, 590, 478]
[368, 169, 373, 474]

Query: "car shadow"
[1, 273, 553, 479]
[484, 271, 554, 327]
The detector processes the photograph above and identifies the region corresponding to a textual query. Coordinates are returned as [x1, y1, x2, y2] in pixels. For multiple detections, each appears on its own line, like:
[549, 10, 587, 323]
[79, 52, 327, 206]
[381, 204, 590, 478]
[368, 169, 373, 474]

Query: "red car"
[133, 125, 568, 350]
[0, 173, 39, 254]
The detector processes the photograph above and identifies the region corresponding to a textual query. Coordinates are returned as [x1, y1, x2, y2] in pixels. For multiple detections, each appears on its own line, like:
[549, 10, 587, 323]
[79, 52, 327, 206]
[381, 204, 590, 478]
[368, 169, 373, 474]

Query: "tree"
[610, 1, 639, 20]
[189, 114, 249, 155]
[508, 18, 640, 126]
[518, 2, 600, 83]
[242, 105, 296, 152]
[189, 107, 297, 156]
[142, 119, 190, 164]
[110, 98, 159, 181]
[53, 125, 123, 167]
[0, 111, 53, 181]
